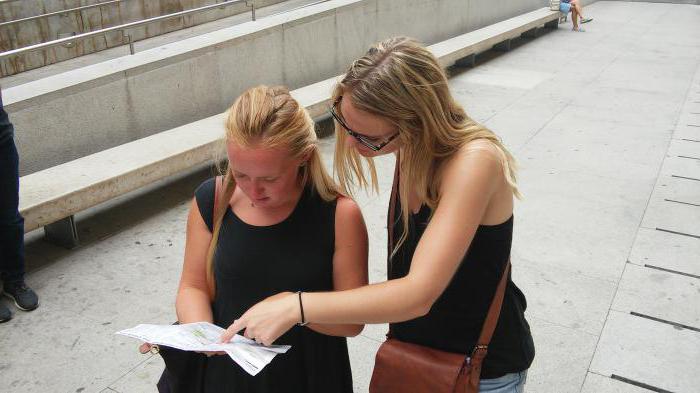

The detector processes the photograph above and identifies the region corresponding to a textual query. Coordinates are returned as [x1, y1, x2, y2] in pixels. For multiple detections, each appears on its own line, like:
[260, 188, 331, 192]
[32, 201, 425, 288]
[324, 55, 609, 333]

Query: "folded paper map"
[117, 322, 291, 375]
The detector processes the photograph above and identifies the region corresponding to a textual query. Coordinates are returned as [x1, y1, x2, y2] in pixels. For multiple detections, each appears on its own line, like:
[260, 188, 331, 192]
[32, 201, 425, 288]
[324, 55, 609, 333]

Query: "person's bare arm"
[306, 197, 369, 337]
[140, 197, 215, 354]
[222, 143, 507, 346]
[175, 198, 215, 323]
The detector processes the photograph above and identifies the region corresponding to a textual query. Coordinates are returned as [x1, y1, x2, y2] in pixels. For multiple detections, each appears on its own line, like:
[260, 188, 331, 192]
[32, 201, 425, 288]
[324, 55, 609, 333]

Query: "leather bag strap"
[474, 261, 510, 354]
[466, 260, 510, 390]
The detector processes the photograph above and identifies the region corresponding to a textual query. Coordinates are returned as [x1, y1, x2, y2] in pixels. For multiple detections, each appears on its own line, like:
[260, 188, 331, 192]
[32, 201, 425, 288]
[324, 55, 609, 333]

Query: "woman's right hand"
[221, 292, 299, 346]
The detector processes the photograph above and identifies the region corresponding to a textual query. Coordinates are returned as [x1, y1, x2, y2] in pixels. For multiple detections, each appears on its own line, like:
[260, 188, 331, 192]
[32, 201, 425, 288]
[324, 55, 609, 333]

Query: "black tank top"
[194, 178, 353, 393]
[389, 198, 535, 379]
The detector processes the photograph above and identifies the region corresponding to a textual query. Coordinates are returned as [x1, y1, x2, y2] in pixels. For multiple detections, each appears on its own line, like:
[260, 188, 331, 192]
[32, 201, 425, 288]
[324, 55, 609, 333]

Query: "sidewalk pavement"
[1, 1, 698, 392]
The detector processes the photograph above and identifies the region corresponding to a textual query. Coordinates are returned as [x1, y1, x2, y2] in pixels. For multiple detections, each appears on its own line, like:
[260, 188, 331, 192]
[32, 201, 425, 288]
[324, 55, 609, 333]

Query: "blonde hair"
[206, 85, 339, 298]
[333, 37, 520, 258]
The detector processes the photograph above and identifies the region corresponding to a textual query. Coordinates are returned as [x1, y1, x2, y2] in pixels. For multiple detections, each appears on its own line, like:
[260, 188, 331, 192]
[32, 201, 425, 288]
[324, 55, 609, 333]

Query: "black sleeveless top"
[389, 199, 535, 379]
[194, 178, 353, 393]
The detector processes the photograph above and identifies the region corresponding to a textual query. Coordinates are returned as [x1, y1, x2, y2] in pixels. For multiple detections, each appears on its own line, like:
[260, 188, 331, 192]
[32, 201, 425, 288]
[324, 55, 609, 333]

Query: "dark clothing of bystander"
[0, 92, 25, 284]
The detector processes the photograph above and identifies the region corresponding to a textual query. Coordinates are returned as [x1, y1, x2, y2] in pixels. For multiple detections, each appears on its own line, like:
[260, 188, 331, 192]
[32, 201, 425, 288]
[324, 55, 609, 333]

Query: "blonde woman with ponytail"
[161, 86, 367, 392]
[225, 38, 534, 392]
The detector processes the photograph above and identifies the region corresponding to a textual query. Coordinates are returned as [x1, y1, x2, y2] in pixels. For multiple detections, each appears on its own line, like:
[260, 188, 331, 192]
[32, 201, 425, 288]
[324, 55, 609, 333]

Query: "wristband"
[297, 291, 308, 326]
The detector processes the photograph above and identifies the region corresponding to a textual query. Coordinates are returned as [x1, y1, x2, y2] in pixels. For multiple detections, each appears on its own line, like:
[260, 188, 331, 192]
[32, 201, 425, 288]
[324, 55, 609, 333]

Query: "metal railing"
[0, 0, 125, 29]
[0, 0, 255, 60]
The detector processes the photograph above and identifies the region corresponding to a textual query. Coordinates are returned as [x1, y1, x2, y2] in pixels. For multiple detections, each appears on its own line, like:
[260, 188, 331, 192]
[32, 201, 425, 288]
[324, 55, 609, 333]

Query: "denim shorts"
[559, 3, 572, 13]
[479, 370, 528, 393]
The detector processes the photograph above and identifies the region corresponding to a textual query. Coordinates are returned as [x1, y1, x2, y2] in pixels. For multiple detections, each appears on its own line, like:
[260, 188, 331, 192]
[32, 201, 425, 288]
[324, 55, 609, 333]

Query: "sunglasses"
[329, 96, 399, 152]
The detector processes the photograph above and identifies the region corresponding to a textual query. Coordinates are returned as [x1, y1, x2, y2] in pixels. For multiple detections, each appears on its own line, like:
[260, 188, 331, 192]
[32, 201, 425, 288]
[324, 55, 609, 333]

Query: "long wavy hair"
[332, 37, 520, 258]
[206, 85, 339, 298]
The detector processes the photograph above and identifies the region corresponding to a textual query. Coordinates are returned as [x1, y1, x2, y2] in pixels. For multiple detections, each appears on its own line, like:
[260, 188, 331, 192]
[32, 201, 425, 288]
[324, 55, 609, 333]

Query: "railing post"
[78, 11, 86, 34]
[246, 1, 256, 21]
[122, 31, 134, 55]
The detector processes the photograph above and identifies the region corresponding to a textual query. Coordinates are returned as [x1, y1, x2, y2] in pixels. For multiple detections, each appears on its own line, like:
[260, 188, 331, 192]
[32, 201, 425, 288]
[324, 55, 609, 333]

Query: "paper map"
[117, 322, 291, 375]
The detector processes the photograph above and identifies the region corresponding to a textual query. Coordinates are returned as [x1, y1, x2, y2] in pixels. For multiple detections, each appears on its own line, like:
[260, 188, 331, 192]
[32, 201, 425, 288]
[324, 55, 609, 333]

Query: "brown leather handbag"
[369, 157, 511, 393]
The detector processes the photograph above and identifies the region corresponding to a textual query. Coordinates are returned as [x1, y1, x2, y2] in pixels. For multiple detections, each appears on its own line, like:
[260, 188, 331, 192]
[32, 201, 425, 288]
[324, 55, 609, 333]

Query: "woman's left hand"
[139, 342, 156, 354]
[220, 292, 299, 346]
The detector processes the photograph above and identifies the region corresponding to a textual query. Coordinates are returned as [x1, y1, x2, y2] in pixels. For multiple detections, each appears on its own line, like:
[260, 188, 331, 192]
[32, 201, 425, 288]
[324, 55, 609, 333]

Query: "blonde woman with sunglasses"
[224, 38, 534, 392]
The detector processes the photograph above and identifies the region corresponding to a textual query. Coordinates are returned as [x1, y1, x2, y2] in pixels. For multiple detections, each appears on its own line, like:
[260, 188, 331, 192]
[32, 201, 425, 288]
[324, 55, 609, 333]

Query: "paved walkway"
[1, 2, 699, 392]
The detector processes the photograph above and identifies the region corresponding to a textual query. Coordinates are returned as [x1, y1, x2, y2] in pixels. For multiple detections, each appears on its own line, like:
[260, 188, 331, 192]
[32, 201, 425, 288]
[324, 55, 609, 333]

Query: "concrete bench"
[431, 7, 560, 69]
[19, 7, 560, 248]
[18, 76, 339, 248]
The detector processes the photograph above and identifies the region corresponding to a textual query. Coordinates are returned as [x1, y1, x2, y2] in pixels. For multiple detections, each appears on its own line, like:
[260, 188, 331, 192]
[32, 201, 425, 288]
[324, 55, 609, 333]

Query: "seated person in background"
[561, 0, 593, 32]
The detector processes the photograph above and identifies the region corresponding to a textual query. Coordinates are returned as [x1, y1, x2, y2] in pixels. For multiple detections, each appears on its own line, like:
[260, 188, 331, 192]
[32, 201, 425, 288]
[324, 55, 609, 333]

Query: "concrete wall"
[5, 0, 548, 175]
[0, 0, 286, 76]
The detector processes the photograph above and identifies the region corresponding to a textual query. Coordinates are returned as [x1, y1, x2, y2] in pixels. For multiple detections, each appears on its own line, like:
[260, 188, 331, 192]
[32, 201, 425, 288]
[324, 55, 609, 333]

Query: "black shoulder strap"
[386, 154, 401, 338]
[387, 153, 400, 278]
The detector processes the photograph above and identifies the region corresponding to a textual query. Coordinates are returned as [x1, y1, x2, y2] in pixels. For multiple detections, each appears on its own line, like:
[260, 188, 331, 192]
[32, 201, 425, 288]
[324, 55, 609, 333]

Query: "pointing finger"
[220, 318, 244, 343]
